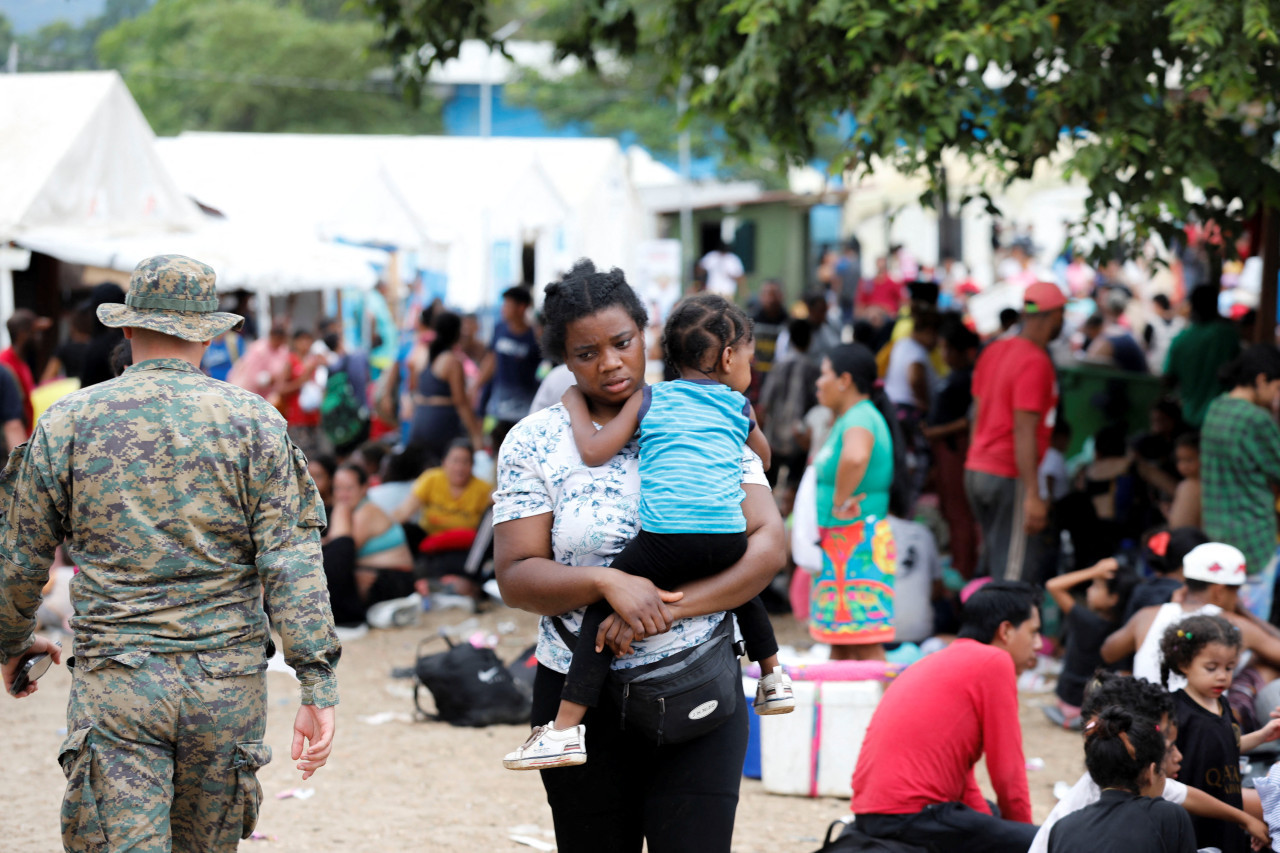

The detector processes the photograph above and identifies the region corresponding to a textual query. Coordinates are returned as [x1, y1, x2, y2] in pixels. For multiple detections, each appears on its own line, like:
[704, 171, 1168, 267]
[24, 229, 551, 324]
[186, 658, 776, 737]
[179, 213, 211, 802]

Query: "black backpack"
[812, 818, 928, 853]
[413, 637, 531, 727]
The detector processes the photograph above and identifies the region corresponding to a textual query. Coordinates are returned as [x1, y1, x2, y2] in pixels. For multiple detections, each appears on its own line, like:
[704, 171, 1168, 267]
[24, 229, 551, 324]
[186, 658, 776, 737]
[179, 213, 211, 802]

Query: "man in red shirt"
[965, 282, 1065, 581]
[0, 308, 51, 433]
[850, 581, 1042, 852]
[857, 256, 906, 316]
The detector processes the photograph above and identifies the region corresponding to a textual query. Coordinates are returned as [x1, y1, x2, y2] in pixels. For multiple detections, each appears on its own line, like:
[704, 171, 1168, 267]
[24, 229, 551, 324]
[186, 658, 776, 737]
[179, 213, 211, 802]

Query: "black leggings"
[533, 664, 747, 853]
[562, 529, 778, 707]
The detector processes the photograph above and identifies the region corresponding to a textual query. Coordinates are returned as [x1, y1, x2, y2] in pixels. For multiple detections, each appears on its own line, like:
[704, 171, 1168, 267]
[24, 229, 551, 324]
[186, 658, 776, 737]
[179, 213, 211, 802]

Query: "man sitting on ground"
[848, 580, 1042, 853]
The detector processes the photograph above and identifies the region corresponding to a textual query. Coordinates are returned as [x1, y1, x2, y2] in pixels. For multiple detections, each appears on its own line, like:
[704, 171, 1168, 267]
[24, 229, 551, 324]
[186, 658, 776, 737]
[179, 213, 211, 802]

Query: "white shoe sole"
[503, 752, 587, 771]
[754, 698, 797, 715]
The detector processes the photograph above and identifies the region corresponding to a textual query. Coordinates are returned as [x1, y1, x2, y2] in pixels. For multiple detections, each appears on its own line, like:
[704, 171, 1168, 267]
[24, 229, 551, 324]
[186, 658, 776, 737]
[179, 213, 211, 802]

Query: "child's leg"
[556, 598, 614, 729]
[733, 595, 781, 672]
[556, 530, 670, 726]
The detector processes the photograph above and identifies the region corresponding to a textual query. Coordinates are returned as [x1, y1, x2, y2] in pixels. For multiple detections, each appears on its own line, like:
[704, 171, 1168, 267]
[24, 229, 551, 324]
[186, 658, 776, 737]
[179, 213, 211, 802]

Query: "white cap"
[1182, 543, 1247, 586]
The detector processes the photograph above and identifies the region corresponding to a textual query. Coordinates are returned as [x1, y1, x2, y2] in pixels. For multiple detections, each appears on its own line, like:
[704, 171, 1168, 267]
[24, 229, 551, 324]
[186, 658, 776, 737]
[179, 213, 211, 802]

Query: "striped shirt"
[637, 379, 751, 534]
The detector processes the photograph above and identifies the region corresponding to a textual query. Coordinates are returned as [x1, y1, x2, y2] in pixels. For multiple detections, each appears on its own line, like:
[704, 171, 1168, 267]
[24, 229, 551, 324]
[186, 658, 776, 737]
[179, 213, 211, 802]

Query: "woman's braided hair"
[661, 293, 753, 375]
[1083, 705, 1166, 792]
[541, 259, 649, 362]
[1158, 612, 1240, 688]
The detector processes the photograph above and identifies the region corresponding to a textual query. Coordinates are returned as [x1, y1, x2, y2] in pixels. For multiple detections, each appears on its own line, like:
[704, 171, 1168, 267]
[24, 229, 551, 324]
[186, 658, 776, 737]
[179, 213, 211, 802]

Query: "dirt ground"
[1, 605, 1084, 852]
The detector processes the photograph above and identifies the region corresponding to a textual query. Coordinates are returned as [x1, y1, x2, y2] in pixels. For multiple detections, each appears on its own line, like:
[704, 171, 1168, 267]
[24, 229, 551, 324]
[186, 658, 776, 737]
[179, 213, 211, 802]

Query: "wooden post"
[1259, 205, 1279, 346]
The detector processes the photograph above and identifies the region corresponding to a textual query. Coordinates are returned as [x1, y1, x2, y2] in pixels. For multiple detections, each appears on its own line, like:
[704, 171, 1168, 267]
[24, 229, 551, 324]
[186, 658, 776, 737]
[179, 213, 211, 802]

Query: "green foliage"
[366, 0, 1280, 252]
[97, 0, 443, 135]
[0, 13, 14, 60]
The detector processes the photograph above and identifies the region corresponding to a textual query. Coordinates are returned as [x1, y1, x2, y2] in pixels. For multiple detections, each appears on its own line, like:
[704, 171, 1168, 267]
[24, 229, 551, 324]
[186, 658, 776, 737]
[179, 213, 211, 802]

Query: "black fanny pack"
[554, 614, 741, 745]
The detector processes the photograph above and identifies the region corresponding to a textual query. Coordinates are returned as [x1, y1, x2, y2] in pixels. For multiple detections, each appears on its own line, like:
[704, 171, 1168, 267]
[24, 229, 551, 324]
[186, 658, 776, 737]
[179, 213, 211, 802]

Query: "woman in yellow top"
[395, 439, 493, 595]
[396, 440, 492, 533]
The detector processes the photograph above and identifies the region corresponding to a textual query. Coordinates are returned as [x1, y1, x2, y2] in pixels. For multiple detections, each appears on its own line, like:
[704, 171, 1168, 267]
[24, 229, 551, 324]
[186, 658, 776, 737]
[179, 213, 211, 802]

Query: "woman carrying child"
[1161, 613, 1280, 852]
[811, 343, 902, 660]
[1047, 704, 1195, 852]
[493, 261, 787, 852]
[502, 292, 795, 770]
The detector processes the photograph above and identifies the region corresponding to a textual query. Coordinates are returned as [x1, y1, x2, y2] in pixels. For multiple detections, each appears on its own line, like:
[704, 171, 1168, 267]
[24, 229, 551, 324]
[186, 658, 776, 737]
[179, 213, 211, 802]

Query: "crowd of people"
[5, 228, 1280, 853]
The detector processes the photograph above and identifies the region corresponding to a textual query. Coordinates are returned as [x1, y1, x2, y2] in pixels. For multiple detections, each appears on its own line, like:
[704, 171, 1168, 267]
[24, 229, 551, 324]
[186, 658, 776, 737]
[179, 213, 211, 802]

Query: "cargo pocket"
[232, 742, 272, 839]
[58, 727, 107, 851]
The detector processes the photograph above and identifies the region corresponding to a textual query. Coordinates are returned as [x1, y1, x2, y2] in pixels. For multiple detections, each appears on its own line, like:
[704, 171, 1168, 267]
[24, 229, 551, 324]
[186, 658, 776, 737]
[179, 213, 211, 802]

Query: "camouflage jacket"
[0, 358, 340, 706]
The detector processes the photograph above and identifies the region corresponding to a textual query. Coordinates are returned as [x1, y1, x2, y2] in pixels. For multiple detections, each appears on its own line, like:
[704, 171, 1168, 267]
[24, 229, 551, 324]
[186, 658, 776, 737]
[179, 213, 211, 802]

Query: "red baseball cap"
[1024, 281, 1067, 313]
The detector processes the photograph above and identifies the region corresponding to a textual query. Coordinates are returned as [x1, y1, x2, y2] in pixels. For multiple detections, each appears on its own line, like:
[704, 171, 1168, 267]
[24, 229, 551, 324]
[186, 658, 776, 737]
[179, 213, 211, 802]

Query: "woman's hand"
[598, 571, 683, 637]
[832, 493, 866, 521]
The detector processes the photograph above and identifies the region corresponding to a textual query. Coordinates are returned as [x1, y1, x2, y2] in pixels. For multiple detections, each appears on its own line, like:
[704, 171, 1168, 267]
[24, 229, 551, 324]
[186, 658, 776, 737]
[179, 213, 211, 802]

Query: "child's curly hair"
[1159, 613, 1241, 689]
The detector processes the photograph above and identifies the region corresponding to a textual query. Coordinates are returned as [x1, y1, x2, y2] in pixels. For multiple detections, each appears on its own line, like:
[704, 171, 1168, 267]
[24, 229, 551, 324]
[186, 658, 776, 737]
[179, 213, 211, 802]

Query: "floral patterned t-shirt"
[493, 402, 768, 673]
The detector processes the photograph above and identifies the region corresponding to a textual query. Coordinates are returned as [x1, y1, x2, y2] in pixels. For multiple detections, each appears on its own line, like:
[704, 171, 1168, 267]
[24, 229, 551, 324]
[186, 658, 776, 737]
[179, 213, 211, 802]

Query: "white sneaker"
[366, 594, 422, 629]
[503, 722, 587, 770]
[754, 671, 796, 715]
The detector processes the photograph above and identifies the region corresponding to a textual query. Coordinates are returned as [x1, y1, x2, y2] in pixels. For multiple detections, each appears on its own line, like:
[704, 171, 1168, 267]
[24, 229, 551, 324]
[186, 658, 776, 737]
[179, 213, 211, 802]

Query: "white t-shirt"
[1038, 447, 1069, 501]
[886, 517, 942, 644]
[1029, 772, 1188, 853]
[883, 337, 936, 408]
[528, 364, 576, 415]
[699, 250, 745, 297]
[493, 403, 767, 673]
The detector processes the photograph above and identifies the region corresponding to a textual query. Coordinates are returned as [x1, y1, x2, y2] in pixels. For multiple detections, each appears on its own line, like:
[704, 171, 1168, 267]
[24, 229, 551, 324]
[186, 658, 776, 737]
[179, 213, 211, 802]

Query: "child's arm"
[1182, 786, 1271, 848]
[921, 417, 967, 441]
[1046, 557, 1118, 616]
[1240, 717, 1280, 753]
[562, 385, 643, 467]
[744, 404, 771, 471]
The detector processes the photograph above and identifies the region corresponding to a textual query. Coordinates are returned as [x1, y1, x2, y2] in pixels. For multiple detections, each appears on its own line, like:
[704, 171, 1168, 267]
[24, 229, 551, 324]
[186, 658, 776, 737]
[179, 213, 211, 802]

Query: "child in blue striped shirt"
[503, 294, 793, 771]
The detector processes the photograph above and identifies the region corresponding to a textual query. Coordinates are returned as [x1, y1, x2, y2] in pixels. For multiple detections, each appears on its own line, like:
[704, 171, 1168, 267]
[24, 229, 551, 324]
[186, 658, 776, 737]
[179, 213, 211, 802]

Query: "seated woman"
[330, 463, 416, 614]
[394, 439, 493, 596]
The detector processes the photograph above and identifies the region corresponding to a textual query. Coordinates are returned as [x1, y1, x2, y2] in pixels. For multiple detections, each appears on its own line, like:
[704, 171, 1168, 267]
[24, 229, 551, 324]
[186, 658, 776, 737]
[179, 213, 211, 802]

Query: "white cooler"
[759, 679, 882, 798]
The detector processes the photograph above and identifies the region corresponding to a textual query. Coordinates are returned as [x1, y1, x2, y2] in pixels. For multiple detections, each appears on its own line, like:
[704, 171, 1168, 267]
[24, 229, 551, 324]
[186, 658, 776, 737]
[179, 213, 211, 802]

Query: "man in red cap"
[965, 281, 1066, 581]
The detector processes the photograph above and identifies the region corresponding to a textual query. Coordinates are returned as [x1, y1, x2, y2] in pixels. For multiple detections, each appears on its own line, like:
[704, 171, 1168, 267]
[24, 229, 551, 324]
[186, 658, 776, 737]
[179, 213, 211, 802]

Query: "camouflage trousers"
[59, 651, 269, 853]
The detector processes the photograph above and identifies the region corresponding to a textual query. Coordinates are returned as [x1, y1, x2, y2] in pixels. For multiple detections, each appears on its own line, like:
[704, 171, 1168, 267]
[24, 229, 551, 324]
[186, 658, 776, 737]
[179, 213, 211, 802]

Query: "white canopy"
[0, 70, 201, 239]
[155, 133, 652, 309]
[0, 71, 379, 294]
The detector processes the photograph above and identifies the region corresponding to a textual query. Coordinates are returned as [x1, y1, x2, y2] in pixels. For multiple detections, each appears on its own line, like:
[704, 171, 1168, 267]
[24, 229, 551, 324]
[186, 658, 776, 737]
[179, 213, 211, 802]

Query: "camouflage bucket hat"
[97, 254, 244, 343]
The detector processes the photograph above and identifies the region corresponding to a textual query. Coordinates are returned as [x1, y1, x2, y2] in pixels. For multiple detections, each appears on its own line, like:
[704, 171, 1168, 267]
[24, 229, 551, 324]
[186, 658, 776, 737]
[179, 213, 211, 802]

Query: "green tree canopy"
[98, 0, 442, 135]
[366, 0, 1280, 252]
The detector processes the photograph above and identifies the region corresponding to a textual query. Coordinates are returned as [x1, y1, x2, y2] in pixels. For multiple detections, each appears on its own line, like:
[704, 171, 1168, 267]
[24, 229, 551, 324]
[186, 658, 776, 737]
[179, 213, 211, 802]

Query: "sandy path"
[1, 605, 1083, 851]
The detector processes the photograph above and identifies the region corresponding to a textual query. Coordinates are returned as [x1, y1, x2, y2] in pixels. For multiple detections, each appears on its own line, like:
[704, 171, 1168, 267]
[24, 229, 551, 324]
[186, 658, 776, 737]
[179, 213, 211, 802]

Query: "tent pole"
[1259, 205, 1278, 347]
[0, 247, 32, 350]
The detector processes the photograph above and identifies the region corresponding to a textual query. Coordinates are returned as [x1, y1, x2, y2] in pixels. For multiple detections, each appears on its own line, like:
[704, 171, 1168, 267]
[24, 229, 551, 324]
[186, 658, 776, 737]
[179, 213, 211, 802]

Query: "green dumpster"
[1057, 363, 1165, 457]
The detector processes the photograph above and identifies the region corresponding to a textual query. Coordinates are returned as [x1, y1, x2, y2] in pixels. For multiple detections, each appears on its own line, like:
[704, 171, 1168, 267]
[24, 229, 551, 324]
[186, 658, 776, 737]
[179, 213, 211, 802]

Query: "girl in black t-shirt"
[1048, 705, 1194, 853]
[1160, 613, 1280, 853]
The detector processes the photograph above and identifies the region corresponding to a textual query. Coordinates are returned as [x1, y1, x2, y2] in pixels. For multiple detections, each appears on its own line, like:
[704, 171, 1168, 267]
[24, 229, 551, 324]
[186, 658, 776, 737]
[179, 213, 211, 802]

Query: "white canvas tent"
[155, 133, 654, 309]
[0, 71, 379, 312]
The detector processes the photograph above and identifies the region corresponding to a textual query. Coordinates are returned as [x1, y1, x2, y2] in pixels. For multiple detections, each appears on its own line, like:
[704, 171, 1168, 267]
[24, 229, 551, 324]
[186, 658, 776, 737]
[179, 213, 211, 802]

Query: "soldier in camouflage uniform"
[0, 255, 341, 853]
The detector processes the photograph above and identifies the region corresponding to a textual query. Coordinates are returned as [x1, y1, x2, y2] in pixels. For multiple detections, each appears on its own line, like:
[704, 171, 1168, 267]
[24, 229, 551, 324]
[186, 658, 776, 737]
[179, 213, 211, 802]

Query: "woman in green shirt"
[811, 343, 901, 660]
[1201, 344, 1280, 620]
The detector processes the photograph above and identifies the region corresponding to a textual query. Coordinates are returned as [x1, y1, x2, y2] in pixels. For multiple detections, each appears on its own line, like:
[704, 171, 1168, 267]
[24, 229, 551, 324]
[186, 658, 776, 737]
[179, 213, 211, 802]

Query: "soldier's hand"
[291, 704, 335, 780]
[2, 635, 62, 699]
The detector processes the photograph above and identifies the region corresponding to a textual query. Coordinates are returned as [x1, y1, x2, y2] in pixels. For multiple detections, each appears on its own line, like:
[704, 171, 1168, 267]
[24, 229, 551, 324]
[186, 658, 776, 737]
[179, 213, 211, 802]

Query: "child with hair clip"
[503, 293, 793, 771]
[1031, 672, 1270, 853]
[1162, 613, 1280, 852]
[1048, 704, 1196, 852]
